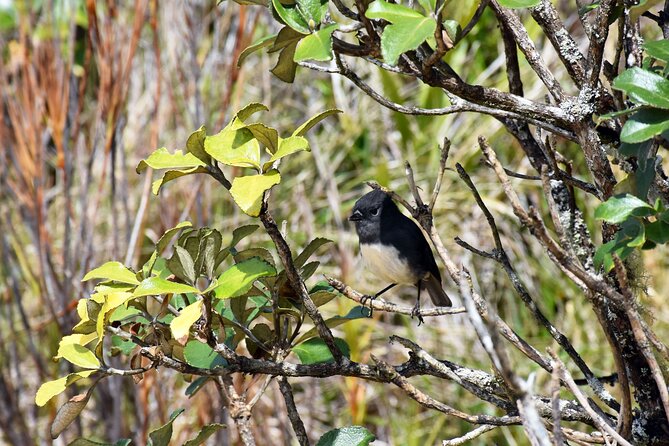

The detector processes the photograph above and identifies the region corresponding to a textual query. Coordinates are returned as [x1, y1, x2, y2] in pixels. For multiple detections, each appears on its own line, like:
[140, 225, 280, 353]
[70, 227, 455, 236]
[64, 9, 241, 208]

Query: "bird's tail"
[424, 274, 452, 307]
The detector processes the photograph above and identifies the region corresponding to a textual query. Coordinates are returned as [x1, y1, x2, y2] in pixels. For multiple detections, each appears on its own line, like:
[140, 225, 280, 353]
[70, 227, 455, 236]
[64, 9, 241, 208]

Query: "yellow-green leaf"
[263, 136, 309, 171]
[229, 170, 281, 217]
[136, 147, 207, 173]
[35, 371, 95, 407]
[293, 109, 342, 136]
[82, 261, 140, 285]
[59, 344, 100, 369]
[55, 333, 98, 359]
[294, 24, 338, 62]
[132, 277, 200, 298]
[151, 166, 209, 195]
[170, 300, 203, 345]
[214, 257, 277, 299]
[204, 128, 261, 170]
[245, 123, 279, 154]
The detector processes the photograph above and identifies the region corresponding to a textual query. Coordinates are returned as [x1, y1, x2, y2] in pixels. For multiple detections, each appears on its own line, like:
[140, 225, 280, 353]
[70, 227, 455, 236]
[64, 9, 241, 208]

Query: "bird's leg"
[361, 283, 397, 317]
[412, 281, 424, 326]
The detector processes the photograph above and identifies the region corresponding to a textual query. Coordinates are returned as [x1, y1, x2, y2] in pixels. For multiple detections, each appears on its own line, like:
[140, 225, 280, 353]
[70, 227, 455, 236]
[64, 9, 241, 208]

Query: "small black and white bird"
[349, 189, 451, 320]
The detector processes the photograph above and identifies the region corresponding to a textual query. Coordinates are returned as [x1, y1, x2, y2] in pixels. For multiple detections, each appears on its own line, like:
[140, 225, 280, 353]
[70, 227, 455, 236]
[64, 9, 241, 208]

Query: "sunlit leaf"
[292, 109, 343, 137]
[271, 0, 310, 34]
[204, 128, 261, 170]
[294, 24, 338, 62]
[620, 109, 669, 143]
[35, 371, 95, 407]
[612, 67, 669, 109]
[132, 277, 200, 298]
[55, 333, 98, 359]
[595, 194, 655, 223]
[82, 261, 139, 285]
[170, 300, 203, 345]
[136, 147, 207, 173]
[366, 1, 436, 65]
[643, 39, 669, 62]
[263, 136, 309, 171]
[59, 344, 100, 369]
[214, 257, 277, 299]
[497, 0, 540, 7]
[229, 170, 281, 217]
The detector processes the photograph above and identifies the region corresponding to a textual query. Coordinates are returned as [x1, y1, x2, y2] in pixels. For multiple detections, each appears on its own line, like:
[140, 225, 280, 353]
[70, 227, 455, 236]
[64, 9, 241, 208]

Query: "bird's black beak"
[349, 210, 363, 222]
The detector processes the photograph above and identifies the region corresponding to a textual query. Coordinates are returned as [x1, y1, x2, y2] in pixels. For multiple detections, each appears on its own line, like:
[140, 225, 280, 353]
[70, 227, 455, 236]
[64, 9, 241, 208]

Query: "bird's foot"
[360, 294, 376, 317]
[410, 302, 424, 326]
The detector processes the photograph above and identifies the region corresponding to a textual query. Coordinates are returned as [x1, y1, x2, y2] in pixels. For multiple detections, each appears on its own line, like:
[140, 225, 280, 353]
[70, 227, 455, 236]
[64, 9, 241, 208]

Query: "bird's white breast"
[360, 243, 416, 284]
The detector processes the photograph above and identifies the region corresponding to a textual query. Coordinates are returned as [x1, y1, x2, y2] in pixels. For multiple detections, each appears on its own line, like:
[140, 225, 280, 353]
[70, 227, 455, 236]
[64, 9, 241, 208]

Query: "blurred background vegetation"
[1, 1, 668, 444]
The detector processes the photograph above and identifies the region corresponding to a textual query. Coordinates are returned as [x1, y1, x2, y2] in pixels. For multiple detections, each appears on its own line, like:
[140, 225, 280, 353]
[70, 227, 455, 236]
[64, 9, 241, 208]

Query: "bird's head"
[349, 189, 396, 232]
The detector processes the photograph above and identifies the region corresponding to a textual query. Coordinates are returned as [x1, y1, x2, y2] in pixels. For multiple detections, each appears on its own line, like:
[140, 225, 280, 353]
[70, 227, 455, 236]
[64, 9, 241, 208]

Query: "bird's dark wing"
[380, 211, 442, 282]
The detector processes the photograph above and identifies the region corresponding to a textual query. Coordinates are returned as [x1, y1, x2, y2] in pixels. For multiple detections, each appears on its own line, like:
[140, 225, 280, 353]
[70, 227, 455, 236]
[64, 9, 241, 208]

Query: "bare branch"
[278, 377, 310, 446]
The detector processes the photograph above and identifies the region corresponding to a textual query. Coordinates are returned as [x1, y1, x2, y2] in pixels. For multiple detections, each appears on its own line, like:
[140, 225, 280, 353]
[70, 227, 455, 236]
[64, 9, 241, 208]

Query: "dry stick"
[278, 377, 309, 446]
[549, 350, 633, 446]
[442, 425, 497, 446]
[371, 355, 523, 426]
[429, 138, 451, 212]
[331, 54, 576, 140]
[550, 363, 566, 446]
[223, 374, 256, 446]
[458, 268, 551, 446]
[454, 162, 619, 412]
[326, 276, 465, 318]
[390, 335, 512, 410]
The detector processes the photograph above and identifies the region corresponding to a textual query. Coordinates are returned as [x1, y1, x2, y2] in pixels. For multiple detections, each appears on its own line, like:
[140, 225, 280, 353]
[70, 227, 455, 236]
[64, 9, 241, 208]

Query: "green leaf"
[416, 0, 435, 13]
[148, 408, 184, 446]
[294, 24, 338, 62]
[366, 1, 437, 66]
[231, 225, 260, 245]
[238, 33, 277, 68]
[136, 147, 207, 173]
[316, 426, 376, 446]
[186, 125, 210, 164]
[272, 39, 299, 83]
[204, 128, 261, 170]
[82, 261, 140, 285]
[168, 245, 197, 284]
[51, 387, 96, 439]
[183, 424, 227, 446]
[620, 109, 669, 143]
[150, 166, 210, 195]
[59, 344, 101, 369]
[645, 220, 669, 244]
[170, 300, 203, 344]
[68, 439, 132, 446]
[55, 333, 98, 359]
[271, 0, 310, 34]
[292, 109, 343, 137]
[296, 0, 329, 24]
[594, 194, 655, 223]
[184, 340, 226, 369]
[229, 170, 282, 217]
[442, 19, 461, 42]
[644, 39, 669, 62]
[214, 257, 277, 299]
[245, 122, 279, 154]
[497, 0, 540, 7]
[263, 136, 309, 171]
[35, 371, 95, 407]
[233, 103, 270, 126]
[294, 237, 333, 268]
[293, 337, 350, 364]
[612, 67, 669, 109]
[132, 277, 200, 298]
[156, 221, 193, 255]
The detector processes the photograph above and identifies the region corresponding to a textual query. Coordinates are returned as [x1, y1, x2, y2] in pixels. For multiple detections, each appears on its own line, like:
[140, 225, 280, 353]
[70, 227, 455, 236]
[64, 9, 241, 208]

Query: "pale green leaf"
[82, 261, 139, 285]
[316, 426, 376, 446]
[132, 277, 200, 298]
[294, 24, 338, 62]
[238, 34, 277, 68]
[204, 128, 261, 170]
[183, 424, 227, 446]
[293, 109, 343, 137]
[263, 136, 309, 171]
[59, 344, 101, 369]
[186, 125, 210, 163]
[136, 147, 207, 173]
[271, 0, 310, 34]
[151, 166, 209, 195]
[55, 333, 98, 359]
[245, 123, 279, 154]
[498, 0, 541, 7]
[229, 170, 281, 217]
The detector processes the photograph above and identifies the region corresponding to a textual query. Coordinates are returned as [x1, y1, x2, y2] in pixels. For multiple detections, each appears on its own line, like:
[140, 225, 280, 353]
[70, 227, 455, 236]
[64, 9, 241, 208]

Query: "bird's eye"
[370, 208, 380, 216]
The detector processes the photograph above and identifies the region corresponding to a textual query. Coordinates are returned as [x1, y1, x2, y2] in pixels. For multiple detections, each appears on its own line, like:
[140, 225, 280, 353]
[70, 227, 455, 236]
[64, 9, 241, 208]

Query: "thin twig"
[278, 377, 310, 446]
